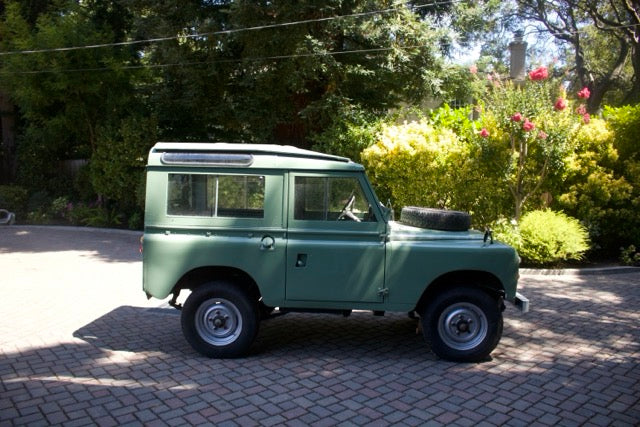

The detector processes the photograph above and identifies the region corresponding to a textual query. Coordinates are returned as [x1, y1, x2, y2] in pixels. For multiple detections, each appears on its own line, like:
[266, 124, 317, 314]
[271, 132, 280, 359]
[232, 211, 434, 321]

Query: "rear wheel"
[181, 281, 259, 358]
[422, 287, 503, 362]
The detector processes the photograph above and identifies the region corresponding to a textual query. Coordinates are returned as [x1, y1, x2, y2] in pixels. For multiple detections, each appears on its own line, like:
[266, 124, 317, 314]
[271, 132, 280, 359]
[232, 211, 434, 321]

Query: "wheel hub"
[438, 302, 488, 351]
[451, 315, 472, 334]
[195, 298, 243, 346]
[209, 310, 229, 329]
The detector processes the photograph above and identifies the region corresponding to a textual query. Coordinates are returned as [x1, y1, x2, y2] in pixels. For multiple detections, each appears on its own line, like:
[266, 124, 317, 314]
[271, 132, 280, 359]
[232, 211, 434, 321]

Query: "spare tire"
[400, 206, 471, 231]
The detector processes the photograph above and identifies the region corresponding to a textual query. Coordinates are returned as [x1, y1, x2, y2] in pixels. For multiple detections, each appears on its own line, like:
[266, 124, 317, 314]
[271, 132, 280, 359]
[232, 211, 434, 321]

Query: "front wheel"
[422, 287, 503, 362]
[181, 281, 259, 358]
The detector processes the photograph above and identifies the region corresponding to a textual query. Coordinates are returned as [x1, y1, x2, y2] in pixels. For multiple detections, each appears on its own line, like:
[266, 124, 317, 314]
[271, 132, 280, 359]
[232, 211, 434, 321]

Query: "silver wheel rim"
[195, 298, 243, 346]
[438, 302, 488, 351]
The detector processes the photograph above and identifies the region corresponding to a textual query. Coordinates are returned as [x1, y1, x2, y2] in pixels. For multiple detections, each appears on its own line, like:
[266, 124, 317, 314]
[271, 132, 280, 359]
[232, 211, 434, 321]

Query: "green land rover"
[142, 142, 528, 362]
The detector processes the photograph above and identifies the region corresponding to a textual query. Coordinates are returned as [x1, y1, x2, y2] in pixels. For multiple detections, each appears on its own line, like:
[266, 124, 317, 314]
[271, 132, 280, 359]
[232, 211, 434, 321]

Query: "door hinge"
[377, 287, 389, 298]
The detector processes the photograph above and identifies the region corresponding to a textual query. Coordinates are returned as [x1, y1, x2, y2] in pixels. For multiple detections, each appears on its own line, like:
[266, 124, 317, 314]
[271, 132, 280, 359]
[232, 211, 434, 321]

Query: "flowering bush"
[472, 65, 588, 220]
[577, 87, 591, 99]
[528, 66, 548, 81]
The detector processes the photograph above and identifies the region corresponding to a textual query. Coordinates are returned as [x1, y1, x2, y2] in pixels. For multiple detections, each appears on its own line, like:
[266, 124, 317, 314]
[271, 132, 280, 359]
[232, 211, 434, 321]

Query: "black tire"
[181, 281, 259, 358]
[421, 287, 503, 362]
[259, 301, 275, 320]
[400, 206, 471, 231]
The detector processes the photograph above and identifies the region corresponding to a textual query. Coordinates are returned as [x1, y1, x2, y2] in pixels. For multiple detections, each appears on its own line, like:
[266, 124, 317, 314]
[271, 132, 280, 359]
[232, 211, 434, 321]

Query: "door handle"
[296, 253, 307, 267]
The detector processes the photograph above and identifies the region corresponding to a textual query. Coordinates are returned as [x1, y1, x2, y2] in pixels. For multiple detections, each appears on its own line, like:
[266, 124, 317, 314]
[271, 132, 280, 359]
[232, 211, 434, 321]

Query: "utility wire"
[0, 0, 458, 56]
[527, 22, 640, 39]
[0, 43, 432, 75]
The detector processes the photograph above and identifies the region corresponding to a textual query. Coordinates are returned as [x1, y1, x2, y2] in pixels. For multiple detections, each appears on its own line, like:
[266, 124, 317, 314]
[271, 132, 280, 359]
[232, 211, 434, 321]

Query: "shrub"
[311, 107, 384, 162]
[67, 201, 122, 228]
[90, 116, 156, 213]
[362, 120, 475, 212]
[554, 106, 640, 255]
[604, 104, 640, 162]
[555, 117, 634, 253]
[620, 245, 640, 266]
[0, 185, 28, 219]
[494, 210, 590, 266]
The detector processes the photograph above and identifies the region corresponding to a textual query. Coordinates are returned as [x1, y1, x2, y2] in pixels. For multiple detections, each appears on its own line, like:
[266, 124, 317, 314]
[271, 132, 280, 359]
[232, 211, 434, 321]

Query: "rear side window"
[168, 174, 264, 218]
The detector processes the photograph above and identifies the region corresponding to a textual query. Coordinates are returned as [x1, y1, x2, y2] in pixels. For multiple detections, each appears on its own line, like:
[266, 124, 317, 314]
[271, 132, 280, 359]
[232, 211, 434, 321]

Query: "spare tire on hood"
[399, 206, 471, 231]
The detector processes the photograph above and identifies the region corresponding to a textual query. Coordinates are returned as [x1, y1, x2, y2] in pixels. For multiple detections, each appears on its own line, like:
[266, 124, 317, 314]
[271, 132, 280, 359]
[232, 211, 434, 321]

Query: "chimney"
[509, 30, 527, 82]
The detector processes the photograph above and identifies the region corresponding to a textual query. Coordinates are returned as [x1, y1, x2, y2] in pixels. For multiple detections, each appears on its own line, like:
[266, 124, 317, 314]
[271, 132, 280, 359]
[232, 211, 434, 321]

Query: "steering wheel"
[337, 193, 361, 222]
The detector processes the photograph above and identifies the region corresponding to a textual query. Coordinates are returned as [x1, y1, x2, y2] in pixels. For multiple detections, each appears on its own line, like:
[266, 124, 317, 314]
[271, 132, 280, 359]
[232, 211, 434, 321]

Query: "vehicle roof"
[148, 142, 364, 171]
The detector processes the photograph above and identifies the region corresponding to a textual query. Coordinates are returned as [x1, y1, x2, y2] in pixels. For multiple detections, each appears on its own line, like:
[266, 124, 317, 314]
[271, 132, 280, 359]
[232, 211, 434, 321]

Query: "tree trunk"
[624, 43, 640, 104]
[0, 92, 17, 184]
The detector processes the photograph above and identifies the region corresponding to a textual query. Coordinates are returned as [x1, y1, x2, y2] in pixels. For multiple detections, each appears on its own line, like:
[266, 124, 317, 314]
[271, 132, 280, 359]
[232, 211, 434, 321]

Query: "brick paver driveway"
[1, 226, 639, 426]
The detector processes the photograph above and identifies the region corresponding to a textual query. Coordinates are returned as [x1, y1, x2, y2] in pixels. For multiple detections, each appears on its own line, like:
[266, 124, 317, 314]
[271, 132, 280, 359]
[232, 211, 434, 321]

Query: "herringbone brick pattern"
[1, 227, 639, 426]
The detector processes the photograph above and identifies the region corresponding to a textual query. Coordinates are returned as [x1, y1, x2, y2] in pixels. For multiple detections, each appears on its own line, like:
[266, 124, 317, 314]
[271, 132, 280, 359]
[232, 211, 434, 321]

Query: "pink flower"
[577, 87, 591, 99]
[511, 112, 523, 122]
[523, 119, 535, 131]
[528, 66, 548, 81]
[538, 131, 548, 140]
[576, 104, 587, 115]
[469, 64, 478, 75]
[583, 113, 590, 124]
[554, 97, 567, 111]
[479, 128, 490, 138]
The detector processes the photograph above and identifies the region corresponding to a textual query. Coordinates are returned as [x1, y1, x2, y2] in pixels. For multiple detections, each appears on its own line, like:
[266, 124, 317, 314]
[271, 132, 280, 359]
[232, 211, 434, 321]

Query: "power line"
[526, 22, 640, 39]
[0, 43, 433, 75]
[0, 0, 457, 57]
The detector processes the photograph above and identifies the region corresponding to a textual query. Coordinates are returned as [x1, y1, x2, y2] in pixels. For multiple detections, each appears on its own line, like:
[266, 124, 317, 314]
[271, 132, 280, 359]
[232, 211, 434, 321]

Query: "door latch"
[377, 287, 389, 298]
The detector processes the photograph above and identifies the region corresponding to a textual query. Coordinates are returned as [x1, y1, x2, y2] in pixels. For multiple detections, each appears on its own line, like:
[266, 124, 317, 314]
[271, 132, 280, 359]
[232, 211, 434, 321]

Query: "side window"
[168, 174, 264, 218]
[294, 176, 376, 222]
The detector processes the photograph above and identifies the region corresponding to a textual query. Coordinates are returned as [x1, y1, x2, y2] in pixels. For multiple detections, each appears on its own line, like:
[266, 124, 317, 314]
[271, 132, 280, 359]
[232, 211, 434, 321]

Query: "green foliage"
[429, 104, 476, 139]
[494, 210, 590, 266]
[50, 196, 70, 220]
[620, 245, 640, 266]
[134, 0, 452, 145]
[67, 203, 121, 228]
[90, 116, 157, 212]
[0, 185, 28, 219]
[311, 107, 384, 162]
[604, 104, 640, 162]
[0, 0, 147, 219]
[361, 118, 505, 224]
[362, 120, 468, 209]
[23, 195, 69, 225]
[556, 105, 640, 254]
[555, 116, 636, 253]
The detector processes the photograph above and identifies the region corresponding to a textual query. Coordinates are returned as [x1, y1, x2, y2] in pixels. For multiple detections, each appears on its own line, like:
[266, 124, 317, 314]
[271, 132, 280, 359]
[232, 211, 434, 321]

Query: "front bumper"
[513, 292, 530, 313]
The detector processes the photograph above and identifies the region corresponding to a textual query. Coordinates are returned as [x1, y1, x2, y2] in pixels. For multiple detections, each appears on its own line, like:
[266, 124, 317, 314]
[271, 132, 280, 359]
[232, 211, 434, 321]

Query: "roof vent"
[161, 152, 254, 167]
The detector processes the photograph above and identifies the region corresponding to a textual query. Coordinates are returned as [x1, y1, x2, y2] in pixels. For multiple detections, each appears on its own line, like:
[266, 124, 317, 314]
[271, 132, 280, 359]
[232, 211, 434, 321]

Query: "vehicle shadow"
[72, 306, 434, 361]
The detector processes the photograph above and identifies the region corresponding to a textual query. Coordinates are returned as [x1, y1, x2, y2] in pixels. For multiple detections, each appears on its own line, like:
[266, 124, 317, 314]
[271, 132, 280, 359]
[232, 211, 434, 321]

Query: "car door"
[285, 173, 386, 304]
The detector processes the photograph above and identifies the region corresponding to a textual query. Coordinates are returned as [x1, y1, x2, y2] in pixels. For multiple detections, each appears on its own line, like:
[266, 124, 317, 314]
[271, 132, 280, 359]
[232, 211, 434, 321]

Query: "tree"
[0, 0, 149, 203]
[0, 0, 53, 184]
[131, 0, 449, 147]
[517, 0, 640, 111]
